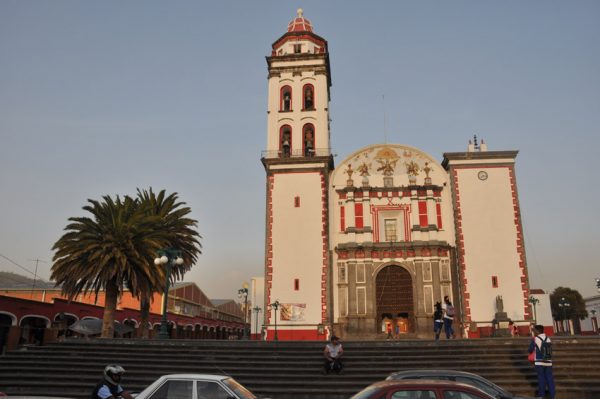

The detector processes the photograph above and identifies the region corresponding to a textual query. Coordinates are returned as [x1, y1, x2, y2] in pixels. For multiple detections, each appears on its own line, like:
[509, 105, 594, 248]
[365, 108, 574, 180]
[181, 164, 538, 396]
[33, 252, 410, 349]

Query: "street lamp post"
[154, 248, 184, 340]
[528, 296, 540, 324]
[238, 283, 249, 340]
[253, 306, 262, 340]
[270, 300, 280, 341]
[596, 278, 600, 292]
[558, 297, 571, 335]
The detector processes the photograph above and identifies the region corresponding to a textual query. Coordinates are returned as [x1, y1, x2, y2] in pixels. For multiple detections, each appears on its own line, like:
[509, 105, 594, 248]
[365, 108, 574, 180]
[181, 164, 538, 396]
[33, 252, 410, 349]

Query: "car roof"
[388, 369, 485, 379]
[155, 374, 230, 381]
[370, 379, 488, 390]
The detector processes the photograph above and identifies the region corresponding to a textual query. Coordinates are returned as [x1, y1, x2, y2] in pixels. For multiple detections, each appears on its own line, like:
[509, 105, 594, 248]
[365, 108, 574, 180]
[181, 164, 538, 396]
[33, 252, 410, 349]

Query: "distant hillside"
[0, 271, 56, 289]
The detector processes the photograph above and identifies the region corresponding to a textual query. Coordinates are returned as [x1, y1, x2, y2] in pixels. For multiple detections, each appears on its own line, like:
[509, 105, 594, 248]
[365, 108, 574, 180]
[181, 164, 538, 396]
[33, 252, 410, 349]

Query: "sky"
[1, 1, 599, 300]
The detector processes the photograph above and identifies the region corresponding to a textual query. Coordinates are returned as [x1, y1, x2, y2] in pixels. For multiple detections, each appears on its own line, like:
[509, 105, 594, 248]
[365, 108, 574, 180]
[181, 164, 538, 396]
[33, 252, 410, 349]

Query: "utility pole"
[27, 258, 47, 298]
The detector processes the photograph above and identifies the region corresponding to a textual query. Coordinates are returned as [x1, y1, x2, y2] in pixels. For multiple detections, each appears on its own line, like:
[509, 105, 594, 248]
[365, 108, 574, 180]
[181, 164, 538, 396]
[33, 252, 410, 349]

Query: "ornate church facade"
[261, 10, 532, 340]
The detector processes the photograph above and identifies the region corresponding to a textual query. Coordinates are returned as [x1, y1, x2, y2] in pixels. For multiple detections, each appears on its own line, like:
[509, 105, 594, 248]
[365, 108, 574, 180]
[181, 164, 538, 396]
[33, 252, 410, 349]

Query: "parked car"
[133, 374, 270, 399]
[350, 380, 496, 399]
[385, 369, 534, 399]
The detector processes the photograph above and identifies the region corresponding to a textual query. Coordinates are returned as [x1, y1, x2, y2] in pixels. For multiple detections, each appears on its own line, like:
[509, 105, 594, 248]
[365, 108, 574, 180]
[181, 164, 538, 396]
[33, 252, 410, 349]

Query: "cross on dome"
[288, 8, 313, 32]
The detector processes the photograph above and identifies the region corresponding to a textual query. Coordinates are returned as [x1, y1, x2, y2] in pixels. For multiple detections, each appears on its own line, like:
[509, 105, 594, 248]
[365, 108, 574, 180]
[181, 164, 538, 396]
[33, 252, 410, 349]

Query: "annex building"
[260, 10, 532, 340]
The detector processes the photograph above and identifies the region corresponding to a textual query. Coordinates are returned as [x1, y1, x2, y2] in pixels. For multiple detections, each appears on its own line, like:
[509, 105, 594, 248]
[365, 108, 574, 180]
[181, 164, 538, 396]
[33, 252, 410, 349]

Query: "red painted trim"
[418, 201, 428, 227]
[370, 204, 411, 242]
[436, 203, 443, 229]
[340, 206, 345, 231]
[272, 34, 327, 53]
[302, 83, 315, 111]
[279, 125, 292, 156]
[302, 123, 315, 156]
[492, 276, 498, 288]
[319, 171, 329, 325]
[354, 202, 364, 228]
[265, 175, 275, 325]
[450, 169, 471, 322]
[280, 85, 292, 111]
[265, 328, 325, 341]
[507, 166, 532, 318]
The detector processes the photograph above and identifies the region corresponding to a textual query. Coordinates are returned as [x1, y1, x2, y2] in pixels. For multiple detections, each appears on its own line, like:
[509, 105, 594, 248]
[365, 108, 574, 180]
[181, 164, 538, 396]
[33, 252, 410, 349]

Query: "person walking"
[528, 325, 555, 399]
[433, 302, 444, 341]
[91, 364, 133, 399]
[323, 335, 344, 374]
[442, 296, 455, 339]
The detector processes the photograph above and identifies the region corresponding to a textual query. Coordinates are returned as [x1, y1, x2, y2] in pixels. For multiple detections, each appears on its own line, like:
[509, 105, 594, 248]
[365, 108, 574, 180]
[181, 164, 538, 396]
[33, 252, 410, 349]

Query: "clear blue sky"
[1, 1, 599, 299]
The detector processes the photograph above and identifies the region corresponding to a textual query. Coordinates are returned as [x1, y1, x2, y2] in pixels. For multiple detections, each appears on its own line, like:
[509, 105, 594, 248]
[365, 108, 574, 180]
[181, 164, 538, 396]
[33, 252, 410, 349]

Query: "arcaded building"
[261, 10, 532, 340]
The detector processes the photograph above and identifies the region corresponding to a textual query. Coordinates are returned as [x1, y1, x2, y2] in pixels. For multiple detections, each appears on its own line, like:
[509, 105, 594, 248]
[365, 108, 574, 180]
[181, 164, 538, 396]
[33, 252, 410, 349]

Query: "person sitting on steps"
[323, 335, 344, 374]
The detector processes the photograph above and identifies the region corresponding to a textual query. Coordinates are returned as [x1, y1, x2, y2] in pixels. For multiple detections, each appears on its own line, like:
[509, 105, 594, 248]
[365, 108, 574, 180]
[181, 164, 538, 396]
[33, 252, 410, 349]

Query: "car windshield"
[349, 385, 383, 399]
[222, 377, 256, 399]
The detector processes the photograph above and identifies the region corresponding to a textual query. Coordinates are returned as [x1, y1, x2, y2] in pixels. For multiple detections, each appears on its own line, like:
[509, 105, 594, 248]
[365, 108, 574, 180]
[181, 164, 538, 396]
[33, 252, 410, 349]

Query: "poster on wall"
[280, 303, 306, 321]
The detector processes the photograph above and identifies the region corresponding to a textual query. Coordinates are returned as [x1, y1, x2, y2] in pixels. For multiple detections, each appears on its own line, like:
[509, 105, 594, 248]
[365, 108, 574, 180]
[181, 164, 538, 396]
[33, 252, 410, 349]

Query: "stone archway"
[375, 265, 414, 334]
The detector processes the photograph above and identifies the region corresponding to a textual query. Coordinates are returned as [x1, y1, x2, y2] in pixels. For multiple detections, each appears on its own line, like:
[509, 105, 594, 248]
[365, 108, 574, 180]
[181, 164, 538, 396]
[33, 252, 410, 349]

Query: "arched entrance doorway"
[376, 265, 414, 335]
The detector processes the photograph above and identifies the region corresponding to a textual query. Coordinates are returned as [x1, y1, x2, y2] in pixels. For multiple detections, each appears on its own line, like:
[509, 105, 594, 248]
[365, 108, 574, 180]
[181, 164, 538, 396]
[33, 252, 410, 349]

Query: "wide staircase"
[1, 337, 599, 399]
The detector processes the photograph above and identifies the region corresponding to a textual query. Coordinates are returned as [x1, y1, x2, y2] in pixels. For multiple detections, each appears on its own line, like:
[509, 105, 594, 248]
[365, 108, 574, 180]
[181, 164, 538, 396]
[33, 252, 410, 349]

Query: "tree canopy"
[51, 189, 201, 338]
[550, 286, 588, 321]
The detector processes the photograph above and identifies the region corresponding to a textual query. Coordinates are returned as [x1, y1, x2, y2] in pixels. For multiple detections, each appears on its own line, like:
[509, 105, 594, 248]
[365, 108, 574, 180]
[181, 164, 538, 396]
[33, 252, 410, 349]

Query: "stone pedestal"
[493, 312, 512, 337]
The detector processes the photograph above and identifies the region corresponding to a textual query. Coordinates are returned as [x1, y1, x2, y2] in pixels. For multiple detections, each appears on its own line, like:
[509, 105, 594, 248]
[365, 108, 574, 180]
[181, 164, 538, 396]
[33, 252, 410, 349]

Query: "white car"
[133, 374, 270, 399]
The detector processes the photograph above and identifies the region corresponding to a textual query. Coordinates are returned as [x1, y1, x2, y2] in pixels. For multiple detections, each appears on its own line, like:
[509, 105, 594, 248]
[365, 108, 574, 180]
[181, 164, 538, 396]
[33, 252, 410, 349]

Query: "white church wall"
[270, 172, 325, 325]
[454, 165, 527, 322]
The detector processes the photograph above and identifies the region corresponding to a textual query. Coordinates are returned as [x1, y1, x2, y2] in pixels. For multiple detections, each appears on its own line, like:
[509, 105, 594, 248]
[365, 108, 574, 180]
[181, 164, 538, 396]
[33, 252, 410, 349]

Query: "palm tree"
[51, 195, 171, 338]
[136, 188, 202, 338]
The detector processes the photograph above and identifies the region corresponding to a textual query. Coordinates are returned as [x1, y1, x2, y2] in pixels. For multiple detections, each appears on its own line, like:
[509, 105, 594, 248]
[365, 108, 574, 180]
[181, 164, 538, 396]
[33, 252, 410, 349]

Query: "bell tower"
[261, 9, 333, 340]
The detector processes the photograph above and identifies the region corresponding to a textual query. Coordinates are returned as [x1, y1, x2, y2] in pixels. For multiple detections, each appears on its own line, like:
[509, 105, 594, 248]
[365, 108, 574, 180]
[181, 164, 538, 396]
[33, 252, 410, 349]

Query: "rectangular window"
[294, 278, 300, 291]
[294, 44, 302, 53]
[356, 287, 367, 315]
[340, 206, 345, 231]
[384, 219, 397, 242]
[418, 201, 428, 227]
[423, 285, 434, 314]
[440, 260, 451, 281]
[422, 261, 432, 282]
[355, 202, 364, 228]
[492, 276, 498, 288]
[338, 263, 347, 283]
[436, 203, 443, 229]
[340, 287, 348, 317]
[294, 196, 300, 207]
[356, 263, 366, 283]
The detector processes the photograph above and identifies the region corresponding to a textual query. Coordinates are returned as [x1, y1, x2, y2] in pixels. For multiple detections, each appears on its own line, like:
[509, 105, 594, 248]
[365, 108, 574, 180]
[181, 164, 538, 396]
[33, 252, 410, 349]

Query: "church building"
[261, 10, 532, 340]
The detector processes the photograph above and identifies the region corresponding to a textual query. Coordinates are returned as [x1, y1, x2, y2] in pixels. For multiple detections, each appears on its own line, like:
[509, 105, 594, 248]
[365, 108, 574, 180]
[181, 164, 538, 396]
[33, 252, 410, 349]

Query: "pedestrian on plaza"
[323, 335, 344, 374]
[386, 322, 393, 340]
[91, 364, 134, 399]
[433, 302, 444, 341]
[442, 295, 455, 339]
[528, 324, 555, 399]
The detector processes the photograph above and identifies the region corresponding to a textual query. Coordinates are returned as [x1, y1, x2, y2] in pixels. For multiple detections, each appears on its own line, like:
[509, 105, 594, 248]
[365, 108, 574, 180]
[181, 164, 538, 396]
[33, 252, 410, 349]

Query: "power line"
[0, 253, 37, 277]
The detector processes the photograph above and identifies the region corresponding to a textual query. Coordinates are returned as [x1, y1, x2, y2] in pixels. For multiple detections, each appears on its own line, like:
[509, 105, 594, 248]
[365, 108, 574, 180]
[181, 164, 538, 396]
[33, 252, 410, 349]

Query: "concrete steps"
[0, 337, 599, 399]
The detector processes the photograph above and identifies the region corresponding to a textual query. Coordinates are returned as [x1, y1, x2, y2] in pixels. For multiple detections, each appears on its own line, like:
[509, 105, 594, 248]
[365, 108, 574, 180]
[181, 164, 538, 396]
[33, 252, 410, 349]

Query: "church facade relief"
[330, 144, 456, 338]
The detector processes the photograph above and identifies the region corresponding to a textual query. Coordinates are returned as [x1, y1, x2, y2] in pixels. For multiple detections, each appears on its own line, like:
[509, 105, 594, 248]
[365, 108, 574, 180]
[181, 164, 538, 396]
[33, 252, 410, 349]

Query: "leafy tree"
[51, 190, 201, 338]
[550, 286, 588, 321]
[136, 188, 201, 338]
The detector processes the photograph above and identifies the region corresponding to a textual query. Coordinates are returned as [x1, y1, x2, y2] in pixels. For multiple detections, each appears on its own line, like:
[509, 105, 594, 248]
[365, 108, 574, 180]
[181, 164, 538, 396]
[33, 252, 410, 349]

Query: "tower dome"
[287, 8, 313, 32]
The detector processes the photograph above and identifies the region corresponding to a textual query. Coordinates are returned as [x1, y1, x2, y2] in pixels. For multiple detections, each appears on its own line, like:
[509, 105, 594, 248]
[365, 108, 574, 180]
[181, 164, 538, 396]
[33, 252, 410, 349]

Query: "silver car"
[134, 374, 271, 399]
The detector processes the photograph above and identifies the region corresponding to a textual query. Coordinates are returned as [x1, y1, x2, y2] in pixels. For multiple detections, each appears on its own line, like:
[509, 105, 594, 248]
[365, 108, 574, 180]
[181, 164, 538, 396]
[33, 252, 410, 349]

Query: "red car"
[351, 379, 496, 399]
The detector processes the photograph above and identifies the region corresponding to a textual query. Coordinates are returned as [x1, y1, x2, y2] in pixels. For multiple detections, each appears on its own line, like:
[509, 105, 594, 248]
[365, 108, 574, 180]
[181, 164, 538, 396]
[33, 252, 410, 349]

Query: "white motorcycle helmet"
[104, 364, 126, 385]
